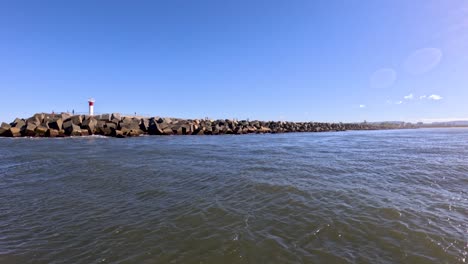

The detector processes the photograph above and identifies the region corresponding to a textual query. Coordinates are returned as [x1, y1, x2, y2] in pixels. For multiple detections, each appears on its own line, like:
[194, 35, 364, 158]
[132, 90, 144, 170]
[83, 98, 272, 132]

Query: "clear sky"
[1, 0, 467, 123]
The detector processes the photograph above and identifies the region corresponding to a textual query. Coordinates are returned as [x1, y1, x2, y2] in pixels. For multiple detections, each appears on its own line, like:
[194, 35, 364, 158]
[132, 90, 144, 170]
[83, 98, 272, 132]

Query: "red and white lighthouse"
[88, 98, 95, 116]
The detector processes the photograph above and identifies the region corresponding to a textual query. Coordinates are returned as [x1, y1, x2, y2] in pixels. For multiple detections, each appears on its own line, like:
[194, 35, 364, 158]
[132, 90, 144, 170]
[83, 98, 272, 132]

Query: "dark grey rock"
[24, 123, 37, 137]
[119, 118, 140, 130]
[105, 122, 117, 130]
[0, 122, 11, 136]
[34, 113, 45, 121]
[140, 118, 149, 132]
[115, 130, 125, 138]
[157, 117, 172, 124]
[60, 113, 71, 120]
[70, 115, 82, 126]
[63, 121, 81, 136]
[35, 125, 48, 137]
[63, 120, 73, 130]
[120, 127, 143, 137]
[99, 114, 111, 121]
[47, 129, 59, 137]
[69, 124, 81, 136]
[42, 114, 56, 123]
[148, 119, 164, 135]
[162, 127, 173, 135]
[48, 118, 63, 131]
[82, 117, 98, 134]
[193, 129, 205, 135]
[111, 113, 121, 120]
[7, 127, 21, 137]
[12, 119, 26, 130]
[11, 118, 22, 124]
[100, 127, 114, 136]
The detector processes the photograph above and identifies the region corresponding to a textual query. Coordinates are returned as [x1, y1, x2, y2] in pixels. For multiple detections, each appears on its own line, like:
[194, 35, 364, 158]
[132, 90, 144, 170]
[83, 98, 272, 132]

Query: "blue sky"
[1, 0, 467, 123]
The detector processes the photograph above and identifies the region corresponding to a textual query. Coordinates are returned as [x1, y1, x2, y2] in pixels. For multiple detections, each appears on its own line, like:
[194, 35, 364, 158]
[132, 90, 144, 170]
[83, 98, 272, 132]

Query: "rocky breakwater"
[0, 113, 404, 138]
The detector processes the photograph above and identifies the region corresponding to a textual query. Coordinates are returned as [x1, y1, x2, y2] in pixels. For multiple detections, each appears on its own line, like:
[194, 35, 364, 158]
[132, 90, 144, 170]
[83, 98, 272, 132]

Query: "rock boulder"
[48, 118, 63, 131]
[12, 119, 26, 130]
[46, 129, 59, 137]
[111, 113, 121, 120]
[0, 122, 11, 136]
[24, 123, 37, 137]
[82, 117, 98, 134]
[64, 121, 81, 136]
[35, 125, 48, 137]
[99, 114, 111, 121]
[70, 115, 82, 126]
[7, 127, 21, 137]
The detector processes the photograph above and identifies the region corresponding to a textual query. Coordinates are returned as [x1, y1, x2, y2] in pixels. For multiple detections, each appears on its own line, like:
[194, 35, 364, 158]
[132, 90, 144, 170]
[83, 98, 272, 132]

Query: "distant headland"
[0, 113, 465, 138]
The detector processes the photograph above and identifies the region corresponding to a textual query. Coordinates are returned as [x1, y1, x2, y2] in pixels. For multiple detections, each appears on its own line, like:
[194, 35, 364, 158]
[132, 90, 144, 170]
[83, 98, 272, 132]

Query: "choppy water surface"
[0, 128, 467, 264]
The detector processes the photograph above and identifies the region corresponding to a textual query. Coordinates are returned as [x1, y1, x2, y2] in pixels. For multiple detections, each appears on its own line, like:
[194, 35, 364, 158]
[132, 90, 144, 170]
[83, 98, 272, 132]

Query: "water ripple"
[0, 128, 467, 263]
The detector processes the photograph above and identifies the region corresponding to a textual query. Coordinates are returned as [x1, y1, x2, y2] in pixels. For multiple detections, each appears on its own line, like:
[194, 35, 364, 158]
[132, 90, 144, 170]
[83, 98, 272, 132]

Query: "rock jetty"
[0, 113, 412, 138]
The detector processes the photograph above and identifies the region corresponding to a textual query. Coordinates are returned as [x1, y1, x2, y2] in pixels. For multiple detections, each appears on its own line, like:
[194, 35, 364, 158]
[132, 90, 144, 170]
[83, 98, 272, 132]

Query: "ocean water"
[0, 128, 466, 264]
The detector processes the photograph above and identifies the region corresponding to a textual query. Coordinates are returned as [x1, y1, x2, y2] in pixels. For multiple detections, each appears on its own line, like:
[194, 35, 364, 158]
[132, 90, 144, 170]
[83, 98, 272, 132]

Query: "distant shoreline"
[1, 112, 466, 138]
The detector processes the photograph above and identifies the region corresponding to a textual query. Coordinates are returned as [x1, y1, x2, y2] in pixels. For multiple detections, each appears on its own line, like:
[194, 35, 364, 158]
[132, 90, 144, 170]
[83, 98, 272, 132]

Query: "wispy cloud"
[403, 93, 414, 100]
[388, 94, 443, 105]
[428, 94, 443, 100]
[359, 104, 366, 108]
